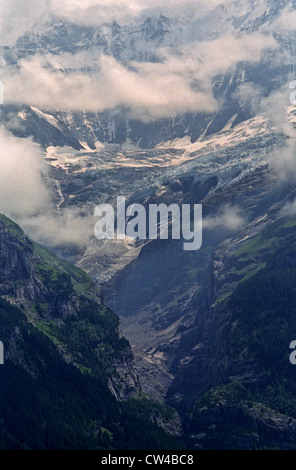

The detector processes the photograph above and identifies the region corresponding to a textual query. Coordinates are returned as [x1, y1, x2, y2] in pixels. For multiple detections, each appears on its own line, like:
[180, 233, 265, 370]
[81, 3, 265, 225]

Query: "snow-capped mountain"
[1, 0, 294, 149]
[1, 0, 296, 448]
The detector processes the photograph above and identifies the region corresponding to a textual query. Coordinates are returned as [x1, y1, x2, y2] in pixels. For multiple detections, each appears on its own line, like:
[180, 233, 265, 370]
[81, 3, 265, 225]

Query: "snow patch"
[31, 107, 62, 131]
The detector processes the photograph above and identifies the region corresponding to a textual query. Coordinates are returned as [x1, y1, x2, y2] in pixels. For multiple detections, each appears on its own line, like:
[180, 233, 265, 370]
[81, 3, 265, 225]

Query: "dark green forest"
[0, 297, 182, 450]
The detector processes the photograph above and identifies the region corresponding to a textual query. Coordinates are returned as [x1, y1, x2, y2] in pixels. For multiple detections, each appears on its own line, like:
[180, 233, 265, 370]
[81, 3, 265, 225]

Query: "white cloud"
[234, 82, 264, 113]
[0, 127, 50, 217]
[3, 53, 217, 119]
[0, 0, 280, 122]
[0, 0, 234, 46]
[203, 205, 245, 231]
[273, 138, 296, 182]
[50, 0, 231, 24]
[3, 32, 277, 121]
[271, 7, 296, 32]
[0, 0, 290, 249]
[0, 0, 49, 46]
[256, 84, 296, 182]
[153, 33, 277, 84]
[0, 126, 94, 247]
[281, 197, 296, 218]
[21, 208, 95, 247]
[260, 85, 294, 136]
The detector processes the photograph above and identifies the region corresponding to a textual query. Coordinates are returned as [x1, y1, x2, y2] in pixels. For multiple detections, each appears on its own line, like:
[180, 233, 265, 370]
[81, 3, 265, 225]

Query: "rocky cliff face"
[165, 178, 296, 449]
[0, 214, 185, 449]
[0, 215, 42, 299]
[0, 213, 141, 399]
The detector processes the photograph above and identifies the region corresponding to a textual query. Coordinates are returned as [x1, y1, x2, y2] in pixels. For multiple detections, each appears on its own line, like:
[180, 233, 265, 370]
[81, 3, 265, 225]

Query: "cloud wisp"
[0, 127, 95, 247]
[203, 205, 246, 232]
[3, 32, 278, 121]
[0, 0, 237, 46]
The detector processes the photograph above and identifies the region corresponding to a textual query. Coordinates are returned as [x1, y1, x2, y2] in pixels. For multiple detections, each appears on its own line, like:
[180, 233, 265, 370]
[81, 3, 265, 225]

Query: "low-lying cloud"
[259, 85, 296, 182]
[21, 208, 95, 247]
[0, 127, 49, 217]
[203, 206, 246, 231]
[234, 78, 296, 182]
[0, 126, 94, 247]
[3, 32, 277, 121]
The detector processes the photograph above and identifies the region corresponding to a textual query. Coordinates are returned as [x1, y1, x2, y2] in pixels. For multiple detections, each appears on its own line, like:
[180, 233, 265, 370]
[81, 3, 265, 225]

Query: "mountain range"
[0, 0, 296, 449]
